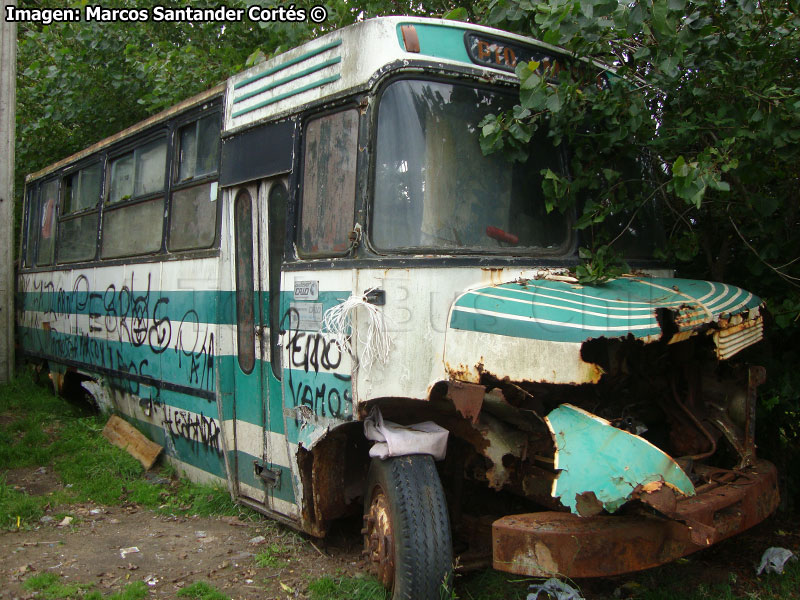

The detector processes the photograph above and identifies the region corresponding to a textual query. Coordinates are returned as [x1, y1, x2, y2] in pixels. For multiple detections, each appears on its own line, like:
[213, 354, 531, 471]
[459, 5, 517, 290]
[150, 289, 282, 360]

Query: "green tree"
[481, 0, 800, 499]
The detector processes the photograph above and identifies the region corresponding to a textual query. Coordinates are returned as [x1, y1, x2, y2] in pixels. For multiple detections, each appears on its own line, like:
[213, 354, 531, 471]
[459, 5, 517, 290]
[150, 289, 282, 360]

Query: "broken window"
[299, 109, 358, 256]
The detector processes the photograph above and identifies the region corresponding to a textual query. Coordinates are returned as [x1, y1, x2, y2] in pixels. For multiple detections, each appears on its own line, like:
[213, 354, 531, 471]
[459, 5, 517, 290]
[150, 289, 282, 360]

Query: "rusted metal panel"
[714, 315, 764, 359]
[493, 460, 779, 578]
[744, 365, 766, 466]
[446, 380, 484, 423]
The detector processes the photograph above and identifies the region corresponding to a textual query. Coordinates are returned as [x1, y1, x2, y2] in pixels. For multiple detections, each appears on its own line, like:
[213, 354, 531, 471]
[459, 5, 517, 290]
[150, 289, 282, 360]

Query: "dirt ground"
[2, 465, 799, 600]
[1, 467, 365, 600]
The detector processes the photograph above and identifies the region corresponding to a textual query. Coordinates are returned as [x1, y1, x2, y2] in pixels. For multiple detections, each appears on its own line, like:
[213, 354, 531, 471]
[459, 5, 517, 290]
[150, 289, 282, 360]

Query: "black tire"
[363, 454, 453, 600]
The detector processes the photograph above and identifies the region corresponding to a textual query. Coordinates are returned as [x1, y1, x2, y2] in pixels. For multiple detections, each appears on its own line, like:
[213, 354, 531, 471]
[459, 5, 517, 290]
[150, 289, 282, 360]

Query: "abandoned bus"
[17, 16, 778, 599]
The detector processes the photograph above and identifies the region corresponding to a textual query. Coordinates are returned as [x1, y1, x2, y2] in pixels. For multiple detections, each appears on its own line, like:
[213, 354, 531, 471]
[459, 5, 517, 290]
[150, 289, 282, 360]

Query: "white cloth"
[364, 407, 449, 461]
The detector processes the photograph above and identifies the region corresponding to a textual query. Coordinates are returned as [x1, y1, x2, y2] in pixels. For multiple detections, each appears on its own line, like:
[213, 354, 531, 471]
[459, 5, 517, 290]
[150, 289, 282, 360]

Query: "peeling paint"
[545, 404, 695, 515]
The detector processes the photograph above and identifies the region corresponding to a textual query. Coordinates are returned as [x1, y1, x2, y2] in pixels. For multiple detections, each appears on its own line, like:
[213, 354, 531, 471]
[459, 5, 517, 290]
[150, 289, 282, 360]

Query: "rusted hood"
[448, 276, 762, 348]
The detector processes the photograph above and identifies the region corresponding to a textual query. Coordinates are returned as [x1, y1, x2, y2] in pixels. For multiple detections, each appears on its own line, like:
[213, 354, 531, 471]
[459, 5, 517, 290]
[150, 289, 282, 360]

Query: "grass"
[254, 543, 290, 568]
[305, 559, 800, 600]
[307, 575, 389, 600]
[21, 574, 148, 600]
[0, 368, 252, 529]
[176, 581, 230, 600]
[22, 572, 93, 599]
[4, 367, 800, 600]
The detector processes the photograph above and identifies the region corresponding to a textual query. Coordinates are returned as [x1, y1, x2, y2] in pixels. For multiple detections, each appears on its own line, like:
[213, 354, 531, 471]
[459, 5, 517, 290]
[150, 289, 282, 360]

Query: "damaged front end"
[440, 276, 779, 577]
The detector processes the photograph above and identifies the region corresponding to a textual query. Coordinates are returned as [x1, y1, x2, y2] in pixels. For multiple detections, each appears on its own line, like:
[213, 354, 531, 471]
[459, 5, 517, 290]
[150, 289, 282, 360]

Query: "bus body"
[17, 16, 778, 595]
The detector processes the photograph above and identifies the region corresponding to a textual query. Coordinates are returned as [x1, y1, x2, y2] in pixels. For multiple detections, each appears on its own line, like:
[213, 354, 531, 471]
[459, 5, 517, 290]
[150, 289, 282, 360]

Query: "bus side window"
[57, 162, 102, 263]
[102, 138, 167, 258]
[298, 109, 358, 256]
[168, 113, 221, 251]
[35, 179, 59, 266]
[23, 185, 39, 268]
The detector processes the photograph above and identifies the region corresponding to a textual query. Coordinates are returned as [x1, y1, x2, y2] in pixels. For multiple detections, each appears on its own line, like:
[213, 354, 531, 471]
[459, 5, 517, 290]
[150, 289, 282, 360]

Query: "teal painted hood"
[449, 276, 763, 345]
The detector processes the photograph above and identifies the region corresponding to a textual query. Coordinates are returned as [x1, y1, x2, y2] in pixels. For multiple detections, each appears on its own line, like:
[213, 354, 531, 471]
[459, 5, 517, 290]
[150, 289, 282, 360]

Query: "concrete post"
[0, 0, 17, 382]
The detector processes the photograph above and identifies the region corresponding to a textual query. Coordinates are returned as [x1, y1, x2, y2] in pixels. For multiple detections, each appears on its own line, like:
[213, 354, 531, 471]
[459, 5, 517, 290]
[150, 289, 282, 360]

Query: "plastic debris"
[57, 516, 73, 527]
[195, 530, 207, 538]
[119, 547, 140, 559]
[248, 535, 266, 545]
[756, 547, 797, 575]
[144, 575, 159, 586]
[528, 578, 585, 600]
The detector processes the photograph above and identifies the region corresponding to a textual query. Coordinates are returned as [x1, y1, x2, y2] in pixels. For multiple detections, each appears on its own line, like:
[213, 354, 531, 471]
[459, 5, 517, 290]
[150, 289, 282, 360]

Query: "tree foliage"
[481, 0, 800, 493]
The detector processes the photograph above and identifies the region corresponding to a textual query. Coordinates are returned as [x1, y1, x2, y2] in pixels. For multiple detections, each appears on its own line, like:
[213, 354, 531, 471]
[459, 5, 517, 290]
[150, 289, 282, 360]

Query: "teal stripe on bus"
[233, 57, 342, 104]
[231, 75, 342, 118]
[125, 413, 296, 505]
[18, 325, 220, 394]
[18, 287, 356, 326]
[449, 309, 663, 343]
[130, 414, 228, 480]
[233, 39, 342, 90]
[17, 289, 233, 325]
[234, 449, 296, 505]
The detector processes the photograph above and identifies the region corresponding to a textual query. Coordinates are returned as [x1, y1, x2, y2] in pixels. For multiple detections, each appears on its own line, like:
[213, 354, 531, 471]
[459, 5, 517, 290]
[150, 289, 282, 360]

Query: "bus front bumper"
[492, 459, 779, 578]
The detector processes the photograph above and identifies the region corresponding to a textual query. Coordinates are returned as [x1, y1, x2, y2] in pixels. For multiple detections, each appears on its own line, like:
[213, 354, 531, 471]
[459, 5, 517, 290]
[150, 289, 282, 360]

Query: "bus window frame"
[364, 73, 575, 259]
[56, 157, 104, 264]
[25, 176, 61, 268]
[100, 130, 171, 259]
[295, 103, 362, 259]
[166, 108, 223, 253]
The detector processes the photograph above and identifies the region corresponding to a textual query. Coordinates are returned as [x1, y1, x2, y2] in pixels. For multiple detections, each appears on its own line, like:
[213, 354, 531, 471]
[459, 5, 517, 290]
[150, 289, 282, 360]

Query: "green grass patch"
[104, 582, 149, 600]
[22, 572, 93, 599]
[254, 543, 289, 568]
[176, 581, 231, 600]
[307, 575, 388, 600]
[158, 481, 242, 518]
[0, 368, 249, 528]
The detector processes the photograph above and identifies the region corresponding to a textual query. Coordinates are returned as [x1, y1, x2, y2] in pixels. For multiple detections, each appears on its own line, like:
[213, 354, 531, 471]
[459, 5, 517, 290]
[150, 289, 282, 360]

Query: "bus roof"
[28, 16, 565, 181]
[224, 16, 566, 133]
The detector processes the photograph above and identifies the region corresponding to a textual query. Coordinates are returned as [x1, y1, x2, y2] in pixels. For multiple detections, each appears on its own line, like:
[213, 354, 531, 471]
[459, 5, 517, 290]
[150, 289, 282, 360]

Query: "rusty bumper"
[492, 459, 779, 578]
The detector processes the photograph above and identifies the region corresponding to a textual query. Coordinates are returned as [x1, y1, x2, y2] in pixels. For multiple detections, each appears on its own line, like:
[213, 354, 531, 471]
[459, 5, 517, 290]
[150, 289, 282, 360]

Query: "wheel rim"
[363, 485, 395, 588]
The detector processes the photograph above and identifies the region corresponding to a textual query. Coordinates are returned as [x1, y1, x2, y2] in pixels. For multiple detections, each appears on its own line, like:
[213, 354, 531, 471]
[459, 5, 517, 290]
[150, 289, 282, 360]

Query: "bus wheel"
[362, 454, 453, 600]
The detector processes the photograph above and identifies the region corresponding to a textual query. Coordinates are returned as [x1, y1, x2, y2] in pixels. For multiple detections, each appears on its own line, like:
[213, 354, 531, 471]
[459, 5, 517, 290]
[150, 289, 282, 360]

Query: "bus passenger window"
[177, 114, 220, 182]
[102, 138, 167, 258]
[169, 183, 218, 250]
[168, 114, 221, 251]
[299, 109, 358, 256]
[23, 186, 40, 267]
[36, 179, 59, 266]
[58, 162, 101, 263]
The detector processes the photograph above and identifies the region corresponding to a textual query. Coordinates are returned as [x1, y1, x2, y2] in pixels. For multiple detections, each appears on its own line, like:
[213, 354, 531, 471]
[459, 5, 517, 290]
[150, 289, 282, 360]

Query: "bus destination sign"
[464, 32, 564, 75]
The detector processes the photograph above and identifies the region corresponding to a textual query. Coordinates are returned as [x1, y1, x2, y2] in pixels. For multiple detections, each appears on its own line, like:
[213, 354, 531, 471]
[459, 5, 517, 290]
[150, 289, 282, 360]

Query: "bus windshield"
[371, 78, 570, 254]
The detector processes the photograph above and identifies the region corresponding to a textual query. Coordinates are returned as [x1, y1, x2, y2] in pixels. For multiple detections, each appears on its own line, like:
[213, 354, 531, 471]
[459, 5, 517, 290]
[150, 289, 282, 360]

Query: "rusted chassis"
[492, 459, 779, 578]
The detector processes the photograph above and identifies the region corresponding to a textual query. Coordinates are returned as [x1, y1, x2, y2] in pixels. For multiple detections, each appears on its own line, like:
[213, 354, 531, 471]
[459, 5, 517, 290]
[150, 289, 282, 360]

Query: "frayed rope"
[322, 288, 392, 372]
